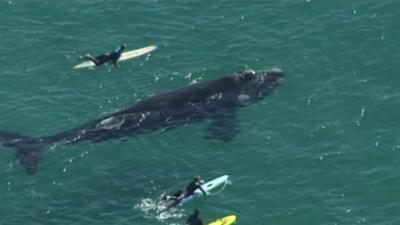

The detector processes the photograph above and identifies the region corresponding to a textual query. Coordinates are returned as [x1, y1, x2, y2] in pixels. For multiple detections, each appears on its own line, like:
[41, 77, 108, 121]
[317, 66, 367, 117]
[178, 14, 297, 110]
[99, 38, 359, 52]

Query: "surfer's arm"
[198, 185, 207, 196]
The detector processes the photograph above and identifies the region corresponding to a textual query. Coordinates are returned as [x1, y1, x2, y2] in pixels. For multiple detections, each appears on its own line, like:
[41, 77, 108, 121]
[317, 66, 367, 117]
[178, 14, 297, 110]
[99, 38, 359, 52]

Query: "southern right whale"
[0, 68, 284, 175]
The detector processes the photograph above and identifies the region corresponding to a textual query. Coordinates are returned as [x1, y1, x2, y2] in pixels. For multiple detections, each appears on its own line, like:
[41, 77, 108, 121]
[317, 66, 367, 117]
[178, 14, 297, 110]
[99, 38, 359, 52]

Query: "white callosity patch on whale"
[237, 94, 250, 102]
[136, 112, 151, 126]
[96, 116, 126, 130]
[209, 92, 223, 100]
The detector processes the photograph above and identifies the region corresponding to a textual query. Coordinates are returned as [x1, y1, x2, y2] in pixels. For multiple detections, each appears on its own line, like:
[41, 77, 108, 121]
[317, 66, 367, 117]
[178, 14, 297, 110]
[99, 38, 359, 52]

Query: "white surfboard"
[178, 175, 229, 206]
[74, 45, 157, 69]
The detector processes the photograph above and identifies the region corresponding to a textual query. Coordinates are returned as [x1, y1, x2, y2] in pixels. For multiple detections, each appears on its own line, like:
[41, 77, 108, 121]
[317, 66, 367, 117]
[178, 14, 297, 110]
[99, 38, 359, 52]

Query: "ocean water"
[1, 0, 399, 225]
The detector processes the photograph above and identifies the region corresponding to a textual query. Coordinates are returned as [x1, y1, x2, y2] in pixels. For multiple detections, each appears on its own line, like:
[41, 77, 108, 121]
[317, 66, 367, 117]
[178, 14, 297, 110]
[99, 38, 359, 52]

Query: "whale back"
[113, 76, 238, 116]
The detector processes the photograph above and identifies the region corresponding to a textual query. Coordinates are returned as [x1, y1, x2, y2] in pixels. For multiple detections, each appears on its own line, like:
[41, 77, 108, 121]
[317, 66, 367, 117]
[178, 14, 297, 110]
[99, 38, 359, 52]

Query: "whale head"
[236, 68, 284, 103]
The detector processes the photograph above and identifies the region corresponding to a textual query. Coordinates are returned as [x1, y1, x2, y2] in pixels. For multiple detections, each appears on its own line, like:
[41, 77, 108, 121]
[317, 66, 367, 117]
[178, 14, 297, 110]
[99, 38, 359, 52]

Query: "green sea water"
[1, 0, 400, 225]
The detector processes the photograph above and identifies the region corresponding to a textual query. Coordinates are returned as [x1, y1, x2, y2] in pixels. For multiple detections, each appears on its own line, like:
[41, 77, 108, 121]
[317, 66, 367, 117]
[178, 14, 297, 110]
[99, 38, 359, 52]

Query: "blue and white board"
[179, 175, 229, 206]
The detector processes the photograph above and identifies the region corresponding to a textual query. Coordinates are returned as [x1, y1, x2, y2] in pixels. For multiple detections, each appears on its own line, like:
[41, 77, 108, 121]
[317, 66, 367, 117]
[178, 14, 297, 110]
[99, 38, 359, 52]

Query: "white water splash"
[134, 198, 185, 222]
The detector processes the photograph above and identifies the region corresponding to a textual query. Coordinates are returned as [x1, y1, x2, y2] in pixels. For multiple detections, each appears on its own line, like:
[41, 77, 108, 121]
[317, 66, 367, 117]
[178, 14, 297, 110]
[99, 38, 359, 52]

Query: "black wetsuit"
[185, 181, 207, 197]
[84, 45, 125, 66]
[186, 214, 203, 225]
[161, 190, 184, 207]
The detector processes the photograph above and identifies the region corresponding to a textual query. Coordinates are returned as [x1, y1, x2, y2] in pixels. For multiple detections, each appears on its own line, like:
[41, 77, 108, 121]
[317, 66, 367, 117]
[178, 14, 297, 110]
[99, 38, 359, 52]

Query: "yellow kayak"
[206, 215, 236, 225]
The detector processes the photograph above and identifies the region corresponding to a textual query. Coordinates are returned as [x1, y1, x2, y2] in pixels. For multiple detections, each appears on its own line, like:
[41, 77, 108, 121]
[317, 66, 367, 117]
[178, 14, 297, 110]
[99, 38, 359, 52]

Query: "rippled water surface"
[1, 1, 400, 225]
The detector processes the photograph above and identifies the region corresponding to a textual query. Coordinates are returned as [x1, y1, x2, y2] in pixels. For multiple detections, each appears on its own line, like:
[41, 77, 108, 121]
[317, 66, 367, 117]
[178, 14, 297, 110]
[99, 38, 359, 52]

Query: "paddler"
[186, 209, 203, 225]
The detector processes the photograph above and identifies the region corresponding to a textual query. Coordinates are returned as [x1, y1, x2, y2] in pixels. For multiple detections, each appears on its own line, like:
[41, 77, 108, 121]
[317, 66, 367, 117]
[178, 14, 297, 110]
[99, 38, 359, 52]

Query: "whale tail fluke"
[0, 130, 46, 175]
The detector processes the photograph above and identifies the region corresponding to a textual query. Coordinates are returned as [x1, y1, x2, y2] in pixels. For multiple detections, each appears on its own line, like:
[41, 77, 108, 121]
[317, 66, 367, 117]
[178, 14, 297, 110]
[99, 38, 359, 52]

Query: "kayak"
[207, 215, 236, 225]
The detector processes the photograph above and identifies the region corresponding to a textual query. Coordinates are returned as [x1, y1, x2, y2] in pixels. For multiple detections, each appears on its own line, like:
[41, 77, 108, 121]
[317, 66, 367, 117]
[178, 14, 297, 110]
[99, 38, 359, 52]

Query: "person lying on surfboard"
[160, 176, 207, 208]
[185, 176, 207, 197]
[80, 44, 126, 67]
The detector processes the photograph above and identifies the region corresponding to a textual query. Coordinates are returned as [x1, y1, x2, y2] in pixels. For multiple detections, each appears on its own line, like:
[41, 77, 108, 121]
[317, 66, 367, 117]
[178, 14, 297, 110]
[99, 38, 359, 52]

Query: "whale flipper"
[204, 108, 238, 142]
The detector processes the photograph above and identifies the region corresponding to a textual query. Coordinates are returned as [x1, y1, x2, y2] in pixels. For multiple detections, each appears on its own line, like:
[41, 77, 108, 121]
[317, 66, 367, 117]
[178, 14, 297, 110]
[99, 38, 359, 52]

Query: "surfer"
[160, 176, 208, 208]
[80, 44, 126, 67]
[185, 176, 207, 197]
[186, 209, 203, 225]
